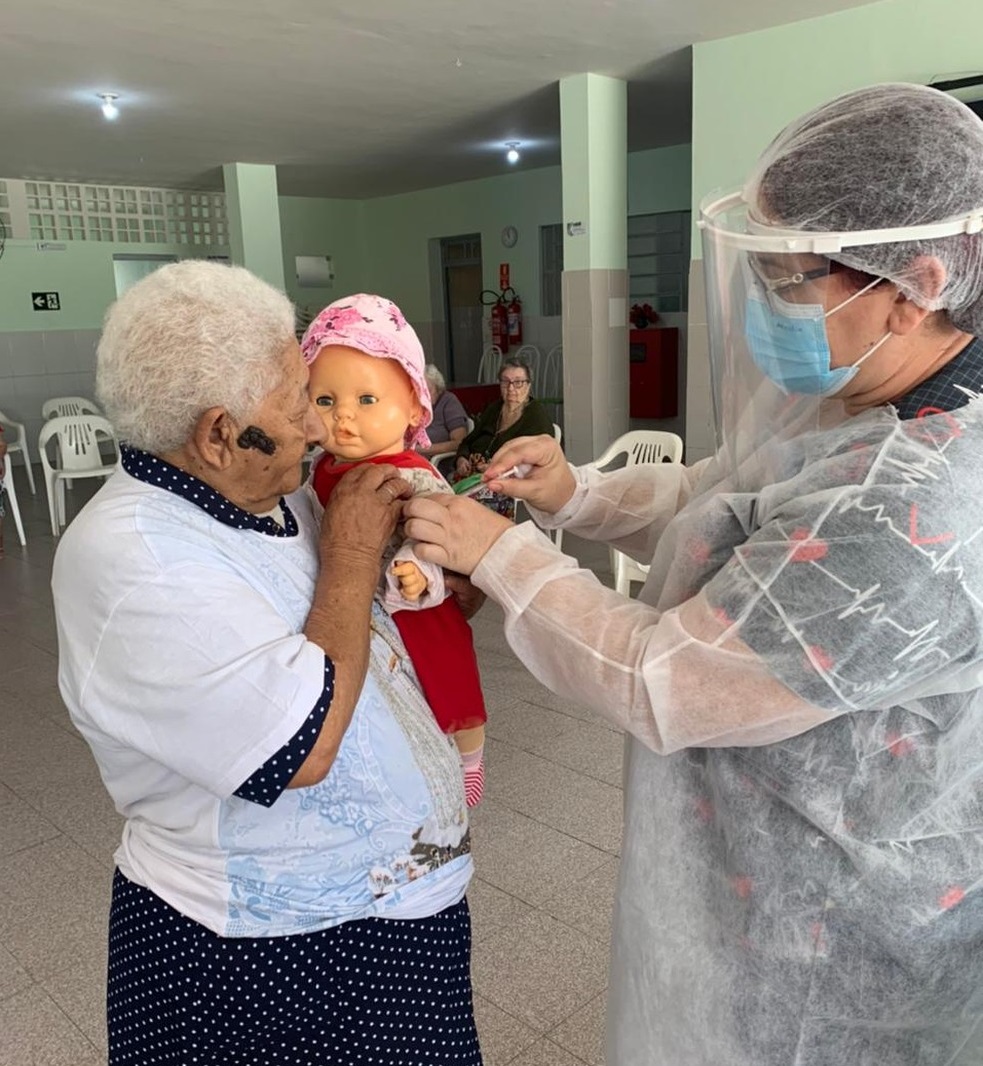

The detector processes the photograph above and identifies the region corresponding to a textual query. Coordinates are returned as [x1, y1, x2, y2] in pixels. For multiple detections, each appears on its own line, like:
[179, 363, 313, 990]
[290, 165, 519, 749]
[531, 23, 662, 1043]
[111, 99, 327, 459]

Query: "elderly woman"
[418, 363, 469, 460]
[406, 84, 983, 1065]
[453, 356, 553, 480]
[52, 262, 481, 1065]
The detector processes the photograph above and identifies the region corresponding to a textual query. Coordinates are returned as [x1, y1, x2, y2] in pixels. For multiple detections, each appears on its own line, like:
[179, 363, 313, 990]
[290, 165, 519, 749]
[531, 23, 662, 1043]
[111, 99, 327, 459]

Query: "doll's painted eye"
[315, 396, 334, 407]
[358, 395, 378, 405]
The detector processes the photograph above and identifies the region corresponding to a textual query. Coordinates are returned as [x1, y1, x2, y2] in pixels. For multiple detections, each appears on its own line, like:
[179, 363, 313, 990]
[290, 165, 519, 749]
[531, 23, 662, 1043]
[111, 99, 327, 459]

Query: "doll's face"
[308, 345, 422, 461]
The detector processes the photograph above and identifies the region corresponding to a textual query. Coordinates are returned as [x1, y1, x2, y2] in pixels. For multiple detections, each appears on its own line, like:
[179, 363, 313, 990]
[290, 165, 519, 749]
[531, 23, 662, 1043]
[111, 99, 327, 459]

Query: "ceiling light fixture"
[505, 141, 520, 164]
[98, 93, 120, 121]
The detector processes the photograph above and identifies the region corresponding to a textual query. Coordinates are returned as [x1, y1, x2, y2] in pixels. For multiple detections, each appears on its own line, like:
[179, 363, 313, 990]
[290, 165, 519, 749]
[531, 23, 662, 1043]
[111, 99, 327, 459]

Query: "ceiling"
[1, 0, 880, 199]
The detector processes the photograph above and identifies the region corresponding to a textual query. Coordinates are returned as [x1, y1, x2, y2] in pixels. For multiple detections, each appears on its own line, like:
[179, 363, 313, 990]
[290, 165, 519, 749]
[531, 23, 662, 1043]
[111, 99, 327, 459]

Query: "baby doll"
[301, 294, 487, 806]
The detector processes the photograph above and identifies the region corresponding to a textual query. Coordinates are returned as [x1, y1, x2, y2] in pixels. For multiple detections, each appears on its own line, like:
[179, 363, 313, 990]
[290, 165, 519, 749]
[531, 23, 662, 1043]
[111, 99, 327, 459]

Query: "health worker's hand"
[482, 435, 575, 515]
[319, 463, 411, 566]
[393, 560, 428, 601]
[403, 494, 511, 576]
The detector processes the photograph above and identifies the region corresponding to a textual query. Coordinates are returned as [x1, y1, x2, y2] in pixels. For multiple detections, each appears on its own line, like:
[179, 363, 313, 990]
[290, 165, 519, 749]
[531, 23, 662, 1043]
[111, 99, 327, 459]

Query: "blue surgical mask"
[744, 277, 889, 397]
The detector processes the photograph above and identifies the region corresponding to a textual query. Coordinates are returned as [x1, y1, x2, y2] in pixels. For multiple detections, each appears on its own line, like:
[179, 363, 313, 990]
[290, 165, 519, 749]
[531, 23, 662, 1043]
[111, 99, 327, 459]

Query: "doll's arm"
[382, 541, 446, 612]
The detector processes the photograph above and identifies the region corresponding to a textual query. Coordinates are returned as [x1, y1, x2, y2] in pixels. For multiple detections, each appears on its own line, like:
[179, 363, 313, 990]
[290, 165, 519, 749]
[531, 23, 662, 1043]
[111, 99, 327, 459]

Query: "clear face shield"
[697, 190, 983, 487]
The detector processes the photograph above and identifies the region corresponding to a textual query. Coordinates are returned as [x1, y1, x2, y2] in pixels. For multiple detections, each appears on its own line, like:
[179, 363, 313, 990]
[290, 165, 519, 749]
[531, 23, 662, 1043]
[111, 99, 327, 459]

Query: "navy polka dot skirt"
[107, 870, 482, 1065]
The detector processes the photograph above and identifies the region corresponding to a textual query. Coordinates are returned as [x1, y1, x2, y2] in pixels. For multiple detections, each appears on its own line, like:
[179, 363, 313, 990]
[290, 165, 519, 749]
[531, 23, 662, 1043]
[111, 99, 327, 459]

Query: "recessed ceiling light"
[98, 93, 119, 121]
[505, 141, 520, 164]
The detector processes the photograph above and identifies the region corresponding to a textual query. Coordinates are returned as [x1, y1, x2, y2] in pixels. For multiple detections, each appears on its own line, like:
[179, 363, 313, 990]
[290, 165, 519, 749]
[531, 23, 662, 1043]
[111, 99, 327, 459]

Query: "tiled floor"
[0, 468, 624, 1066]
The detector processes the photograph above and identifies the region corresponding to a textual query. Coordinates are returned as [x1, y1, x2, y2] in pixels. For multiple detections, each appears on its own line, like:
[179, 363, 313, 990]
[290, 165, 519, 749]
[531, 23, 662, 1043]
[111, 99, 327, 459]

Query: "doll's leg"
[453, 725, 485, 808]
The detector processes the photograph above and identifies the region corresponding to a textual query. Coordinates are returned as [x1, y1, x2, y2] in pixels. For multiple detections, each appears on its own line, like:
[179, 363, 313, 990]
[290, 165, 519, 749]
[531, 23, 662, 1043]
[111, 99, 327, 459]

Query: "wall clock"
[501, 225, 519, 248]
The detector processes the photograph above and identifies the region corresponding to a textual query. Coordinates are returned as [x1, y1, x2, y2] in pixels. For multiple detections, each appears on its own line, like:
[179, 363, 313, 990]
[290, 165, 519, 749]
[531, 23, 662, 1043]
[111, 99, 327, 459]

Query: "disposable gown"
[472, 400, 983, 1065]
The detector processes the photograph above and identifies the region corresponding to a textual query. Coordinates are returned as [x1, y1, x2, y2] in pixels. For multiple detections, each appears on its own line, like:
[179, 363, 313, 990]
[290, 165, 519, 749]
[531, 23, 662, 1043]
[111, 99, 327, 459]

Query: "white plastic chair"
[588, 430, 684, 596]
[540, 344, 563, 421]
[476, 346, 504, 385]
[512, 344, 542, 391]
[2, 450, 26, 547]
[38, 414, 119, 536]
[41, 396, 102, 420]
[0, 409, 37, 495]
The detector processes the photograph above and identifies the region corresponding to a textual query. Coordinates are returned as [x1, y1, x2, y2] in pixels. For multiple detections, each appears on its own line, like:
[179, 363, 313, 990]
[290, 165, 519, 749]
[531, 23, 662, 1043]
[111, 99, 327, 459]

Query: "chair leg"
[23, 455, 37, 495]
[553, 528, 564, 552]
[46, 479, 60, 537]
[56, 480, 67, 531]
[3, 459, 26, 546]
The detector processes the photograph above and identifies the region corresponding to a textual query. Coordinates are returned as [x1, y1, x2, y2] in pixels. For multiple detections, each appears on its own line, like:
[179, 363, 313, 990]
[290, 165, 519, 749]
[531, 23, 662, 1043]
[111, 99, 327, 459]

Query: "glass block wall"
[3, 178, 227, 246]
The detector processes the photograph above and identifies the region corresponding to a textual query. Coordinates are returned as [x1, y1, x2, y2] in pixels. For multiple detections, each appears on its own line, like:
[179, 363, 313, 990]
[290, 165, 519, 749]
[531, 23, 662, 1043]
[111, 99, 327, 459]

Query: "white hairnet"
[745, 83, 983, 334]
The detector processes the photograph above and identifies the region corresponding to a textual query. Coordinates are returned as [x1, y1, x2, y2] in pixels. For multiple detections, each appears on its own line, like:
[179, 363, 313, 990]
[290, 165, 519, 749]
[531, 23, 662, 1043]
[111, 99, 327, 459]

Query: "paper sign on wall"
[295, 256, 335, 288]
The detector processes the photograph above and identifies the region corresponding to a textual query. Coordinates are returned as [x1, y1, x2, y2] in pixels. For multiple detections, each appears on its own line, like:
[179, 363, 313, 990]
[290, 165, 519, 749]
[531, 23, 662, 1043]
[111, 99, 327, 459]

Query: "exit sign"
[32, 291, 61, 311]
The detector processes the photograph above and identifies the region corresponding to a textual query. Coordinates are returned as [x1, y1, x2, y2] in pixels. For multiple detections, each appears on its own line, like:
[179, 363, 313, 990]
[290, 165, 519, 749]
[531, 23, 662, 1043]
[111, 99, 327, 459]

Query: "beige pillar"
[559, 74, 629, 465]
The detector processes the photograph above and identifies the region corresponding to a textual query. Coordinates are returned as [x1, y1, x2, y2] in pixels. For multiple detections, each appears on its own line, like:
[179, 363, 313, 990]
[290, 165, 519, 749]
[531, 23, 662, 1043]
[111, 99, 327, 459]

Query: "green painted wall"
[278, 195, 368, 320]
[0, 144, 691, 335]
[629, 144, 691, 217]
[691, 0, 983, 255]
[359, 165, 562, 321]
[0, 240, 225, 332]
[356, 143, 691, 320]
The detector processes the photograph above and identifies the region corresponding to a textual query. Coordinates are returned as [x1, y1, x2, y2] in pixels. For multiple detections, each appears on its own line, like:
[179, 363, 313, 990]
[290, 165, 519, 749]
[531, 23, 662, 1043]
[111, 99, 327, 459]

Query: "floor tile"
[547, 991, 606, 1066]
[466, 877, 536, 944]
[0, 837, 111, 981]
[487, 749, 623, 855]
[0, 784, 62, 858]
[469, 800, 613, 906]
[472, 909, 609, 1033]
[472, 993, 541, 1066]
[0, 987, 101, 1066]
[508, 1038, 588, 1066]
[540, 856, 620, 945]
[41, 952, 108, 1055]
[0, 946, 34, 1003]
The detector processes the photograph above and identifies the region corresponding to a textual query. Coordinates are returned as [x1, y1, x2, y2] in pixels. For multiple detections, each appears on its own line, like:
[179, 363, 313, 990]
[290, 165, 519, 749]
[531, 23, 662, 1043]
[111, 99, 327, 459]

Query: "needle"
[458, 463, 531, 497]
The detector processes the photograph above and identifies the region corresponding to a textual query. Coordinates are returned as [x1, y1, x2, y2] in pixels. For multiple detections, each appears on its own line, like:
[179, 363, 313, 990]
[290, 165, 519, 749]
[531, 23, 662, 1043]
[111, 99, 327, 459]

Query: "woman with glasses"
[453, 356, 553, 484]
[406, 84, 983, 1065]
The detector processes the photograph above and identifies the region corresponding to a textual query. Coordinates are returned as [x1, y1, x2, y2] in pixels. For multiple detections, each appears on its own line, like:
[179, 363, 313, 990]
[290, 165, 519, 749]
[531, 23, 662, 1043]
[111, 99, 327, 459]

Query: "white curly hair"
[96, 260, 297, 454]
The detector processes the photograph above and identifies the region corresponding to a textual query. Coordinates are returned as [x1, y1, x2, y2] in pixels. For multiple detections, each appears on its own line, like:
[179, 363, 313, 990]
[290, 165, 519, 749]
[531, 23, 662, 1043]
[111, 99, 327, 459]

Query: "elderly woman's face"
[234, 341, 323, 510]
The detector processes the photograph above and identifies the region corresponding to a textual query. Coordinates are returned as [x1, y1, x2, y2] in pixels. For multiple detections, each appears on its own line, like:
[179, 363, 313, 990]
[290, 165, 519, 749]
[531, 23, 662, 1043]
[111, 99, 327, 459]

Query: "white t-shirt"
[53, 457, 471, 937]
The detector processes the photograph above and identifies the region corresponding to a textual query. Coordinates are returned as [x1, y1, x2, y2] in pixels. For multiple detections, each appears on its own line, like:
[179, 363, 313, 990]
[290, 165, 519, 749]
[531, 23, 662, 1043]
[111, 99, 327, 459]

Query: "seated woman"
[51, 261, 481, 1066]
[418, 364, 469, 462]
[453, 356, 555, 518]
[454, 357, 553, 477]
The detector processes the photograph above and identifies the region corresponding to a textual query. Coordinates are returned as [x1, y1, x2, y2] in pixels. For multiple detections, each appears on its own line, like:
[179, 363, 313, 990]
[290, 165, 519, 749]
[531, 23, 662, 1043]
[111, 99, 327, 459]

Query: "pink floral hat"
[300, 293, 432, 449]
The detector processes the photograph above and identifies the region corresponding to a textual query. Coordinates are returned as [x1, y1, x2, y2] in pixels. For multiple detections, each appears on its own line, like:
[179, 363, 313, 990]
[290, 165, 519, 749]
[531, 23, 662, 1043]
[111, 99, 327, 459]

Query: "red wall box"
[629, 327, 678, 419]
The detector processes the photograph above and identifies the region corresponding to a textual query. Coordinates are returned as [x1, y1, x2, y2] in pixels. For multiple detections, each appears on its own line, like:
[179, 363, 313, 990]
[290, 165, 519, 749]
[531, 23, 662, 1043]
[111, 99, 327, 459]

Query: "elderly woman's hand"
[403, 494, 511, 576]
[318, 463, 411, 564]
[444, 572, 486, 619]
[482, 434, 575, 515]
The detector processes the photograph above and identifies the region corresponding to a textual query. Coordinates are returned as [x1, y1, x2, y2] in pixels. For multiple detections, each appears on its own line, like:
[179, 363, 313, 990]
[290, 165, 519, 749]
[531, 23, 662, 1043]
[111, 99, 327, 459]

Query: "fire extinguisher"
[505, 287, 523, 346]
[482, 289, 509, 353]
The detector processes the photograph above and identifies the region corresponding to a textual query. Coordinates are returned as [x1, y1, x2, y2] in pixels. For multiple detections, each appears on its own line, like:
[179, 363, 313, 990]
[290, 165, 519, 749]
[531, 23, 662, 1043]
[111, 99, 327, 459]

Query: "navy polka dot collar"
[120, 444, 299, 538]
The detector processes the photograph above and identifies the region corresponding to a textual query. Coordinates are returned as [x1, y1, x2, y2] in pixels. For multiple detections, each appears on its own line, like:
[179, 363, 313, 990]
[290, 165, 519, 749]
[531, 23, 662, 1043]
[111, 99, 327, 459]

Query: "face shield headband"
[700, 191, 983, 399]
